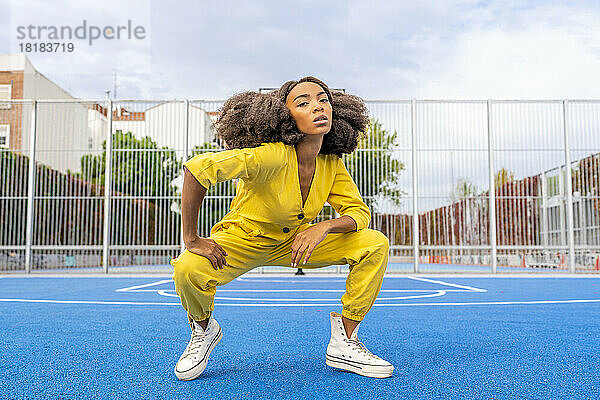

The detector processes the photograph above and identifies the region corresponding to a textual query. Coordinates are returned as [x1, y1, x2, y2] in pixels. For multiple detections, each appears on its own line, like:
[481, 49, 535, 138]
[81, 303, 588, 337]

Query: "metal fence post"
[540, 171, 549, 248]
[487, 100, 497, 273]
[563, 100, 576, 273]
[181, 99, 189, 255]
[102, 100, 113, 273]
[24, 100, 37, 274]
[559, 166, 566, 246]
[578, 195, 586, 246]
[411, 99, 419, 273]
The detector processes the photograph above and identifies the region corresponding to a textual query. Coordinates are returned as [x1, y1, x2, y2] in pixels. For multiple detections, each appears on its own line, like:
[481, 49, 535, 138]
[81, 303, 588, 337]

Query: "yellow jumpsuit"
[170, 141, 390, 322]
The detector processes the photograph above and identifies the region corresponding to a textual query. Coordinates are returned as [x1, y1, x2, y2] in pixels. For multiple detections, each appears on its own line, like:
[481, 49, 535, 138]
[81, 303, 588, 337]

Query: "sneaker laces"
[182, 323, 207, 358]
[345, 337, 381, 360]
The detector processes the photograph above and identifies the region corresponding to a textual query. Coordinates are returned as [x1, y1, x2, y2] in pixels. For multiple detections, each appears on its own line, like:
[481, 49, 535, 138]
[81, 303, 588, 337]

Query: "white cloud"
[8, 0, 152, 98]
[3, 1, 600, 101]
[3, 0, 600, 213]
[417, 27, 600, 99]
[407, 1, 600, 99]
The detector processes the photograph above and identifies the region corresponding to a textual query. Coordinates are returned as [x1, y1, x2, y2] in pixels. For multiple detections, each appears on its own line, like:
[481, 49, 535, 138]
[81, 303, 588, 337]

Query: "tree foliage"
[494, 167, 516, 189]
[344, 118, 405, 213]
[75, 130, 181, 199]
[451, 177, 479, 201]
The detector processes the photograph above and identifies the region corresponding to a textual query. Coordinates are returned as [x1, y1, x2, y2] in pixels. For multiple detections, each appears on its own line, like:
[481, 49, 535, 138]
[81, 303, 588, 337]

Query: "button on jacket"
[183, 141, 371, 242]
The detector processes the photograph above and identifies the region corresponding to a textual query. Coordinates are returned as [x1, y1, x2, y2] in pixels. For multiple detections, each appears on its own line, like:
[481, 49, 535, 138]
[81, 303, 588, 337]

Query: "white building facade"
[0, 54, 215, 174]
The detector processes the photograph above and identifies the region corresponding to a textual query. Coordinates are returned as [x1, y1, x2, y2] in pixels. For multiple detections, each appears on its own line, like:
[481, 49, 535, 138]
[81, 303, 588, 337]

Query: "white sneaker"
[325, 311, 394, 378]
[174, 315, 222, 381]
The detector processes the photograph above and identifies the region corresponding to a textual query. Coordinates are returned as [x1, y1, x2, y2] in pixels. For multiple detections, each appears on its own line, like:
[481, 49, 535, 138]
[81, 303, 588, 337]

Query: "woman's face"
[285, 82, 333, 135]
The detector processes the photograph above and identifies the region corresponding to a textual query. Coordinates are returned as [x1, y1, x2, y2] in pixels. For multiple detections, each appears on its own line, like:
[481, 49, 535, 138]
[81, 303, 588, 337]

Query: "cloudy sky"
[2, 0, 599, 100]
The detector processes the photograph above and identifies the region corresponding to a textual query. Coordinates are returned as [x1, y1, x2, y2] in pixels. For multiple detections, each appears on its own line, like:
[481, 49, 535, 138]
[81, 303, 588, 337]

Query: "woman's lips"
[314, 120, 328, 126]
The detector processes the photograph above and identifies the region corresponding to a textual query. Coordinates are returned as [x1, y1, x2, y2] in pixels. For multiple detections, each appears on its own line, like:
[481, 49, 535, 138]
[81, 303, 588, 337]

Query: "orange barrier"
[558, 253, 566, 268]
[428, 255, 450, 264]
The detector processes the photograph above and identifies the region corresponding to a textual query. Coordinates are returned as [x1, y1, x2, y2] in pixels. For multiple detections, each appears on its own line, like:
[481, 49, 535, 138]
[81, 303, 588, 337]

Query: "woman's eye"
[297, 98, 327, 107]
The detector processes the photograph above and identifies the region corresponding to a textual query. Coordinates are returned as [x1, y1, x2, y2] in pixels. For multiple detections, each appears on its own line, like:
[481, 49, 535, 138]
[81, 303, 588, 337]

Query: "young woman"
[170, 76, 393, 380]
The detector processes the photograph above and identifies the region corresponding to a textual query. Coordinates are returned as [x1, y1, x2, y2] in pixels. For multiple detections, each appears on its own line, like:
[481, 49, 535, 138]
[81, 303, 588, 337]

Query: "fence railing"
[1, 99, 599, 273]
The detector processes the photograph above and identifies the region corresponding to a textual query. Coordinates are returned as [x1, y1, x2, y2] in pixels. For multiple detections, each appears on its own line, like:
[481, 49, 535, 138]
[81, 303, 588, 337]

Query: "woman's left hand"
[290, 223, 330, 267]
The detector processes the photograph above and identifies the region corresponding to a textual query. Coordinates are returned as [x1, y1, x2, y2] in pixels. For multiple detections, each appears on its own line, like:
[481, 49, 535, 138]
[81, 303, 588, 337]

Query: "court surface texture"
[1, 274, 600, 399]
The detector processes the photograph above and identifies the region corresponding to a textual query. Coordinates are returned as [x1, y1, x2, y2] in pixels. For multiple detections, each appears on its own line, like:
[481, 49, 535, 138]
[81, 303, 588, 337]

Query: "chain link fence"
[1, 99, 598, 273]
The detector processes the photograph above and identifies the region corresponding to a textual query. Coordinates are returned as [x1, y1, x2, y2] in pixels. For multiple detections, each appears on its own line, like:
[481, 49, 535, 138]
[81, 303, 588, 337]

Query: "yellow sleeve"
[183, 142, 281, 189]
[326, 157, 371, 232]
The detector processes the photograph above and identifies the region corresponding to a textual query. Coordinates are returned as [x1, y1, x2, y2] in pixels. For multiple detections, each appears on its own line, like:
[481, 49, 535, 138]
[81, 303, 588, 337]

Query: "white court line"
[235, 277, 347, 283]
[2, 298, 600, 307]
[156, 290, 447, 301]
[117, 277, 482, 302]
[116, 279, 173, 292]
[238, 276, 488, 292]
[117, 279, 483, 293]
[3, 273, 600, 278]
[0, 298, 178, 306]
[408, 276, 487, 292]
[124, 287, 471, 298]
[213, 299, 600, 307]
[141, 289, 470, 292]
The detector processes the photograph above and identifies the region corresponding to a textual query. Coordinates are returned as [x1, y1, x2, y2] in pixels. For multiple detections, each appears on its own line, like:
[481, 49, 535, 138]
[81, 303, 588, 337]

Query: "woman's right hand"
[185, 236, 229, 270]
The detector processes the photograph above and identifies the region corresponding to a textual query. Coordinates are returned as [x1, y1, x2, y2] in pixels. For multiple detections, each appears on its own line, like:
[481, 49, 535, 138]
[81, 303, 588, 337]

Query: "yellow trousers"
[170, 224, 389, 322]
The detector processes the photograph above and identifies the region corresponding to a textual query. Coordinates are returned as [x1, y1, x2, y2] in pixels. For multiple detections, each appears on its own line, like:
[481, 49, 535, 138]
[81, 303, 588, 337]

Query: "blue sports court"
[2, 274, 600, 399]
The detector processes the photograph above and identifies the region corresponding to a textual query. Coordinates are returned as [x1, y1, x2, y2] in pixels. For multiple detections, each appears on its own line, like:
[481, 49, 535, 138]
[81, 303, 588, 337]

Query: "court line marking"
[238, 276, 488, 292]
[0, 299, 179, 306]
[116, 279, 172, 292]
[235, 277, 348, 283]
[156, 290, 448, 301]
[131, 289, 468, 292]
[408, 276, 487, 292]
[3, 273, 600, 278]
[117, 278, 486, 293]
[219, 292, 449, 301]
[2, 298, 600, 307]
[116, 277, 487, 302]
[116, 277, 483, 301]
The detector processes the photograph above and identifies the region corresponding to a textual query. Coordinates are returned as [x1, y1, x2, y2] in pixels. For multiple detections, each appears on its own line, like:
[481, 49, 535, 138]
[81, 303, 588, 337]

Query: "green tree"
[451, 177, 479, 201]
[75, 130, 181, 198]
[494, 167, 516, 189]
[344, 118, 405, 213]
[72, 130, 183, 245]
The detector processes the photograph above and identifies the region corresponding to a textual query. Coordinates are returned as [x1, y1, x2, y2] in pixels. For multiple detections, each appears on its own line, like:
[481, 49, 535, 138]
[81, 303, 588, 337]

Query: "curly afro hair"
[213, 76, 370, 157]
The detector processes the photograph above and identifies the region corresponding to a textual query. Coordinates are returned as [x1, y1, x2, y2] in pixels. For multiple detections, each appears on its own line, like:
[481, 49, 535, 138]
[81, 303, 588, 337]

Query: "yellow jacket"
[183, 141, 371, 243]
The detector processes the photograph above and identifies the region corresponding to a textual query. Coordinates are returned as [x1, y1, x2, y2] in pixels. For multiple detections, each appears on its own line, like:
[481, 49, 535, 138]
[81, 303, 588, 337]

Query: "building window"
[0, 125, 10, 148]
[0, 85, 11, 109]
